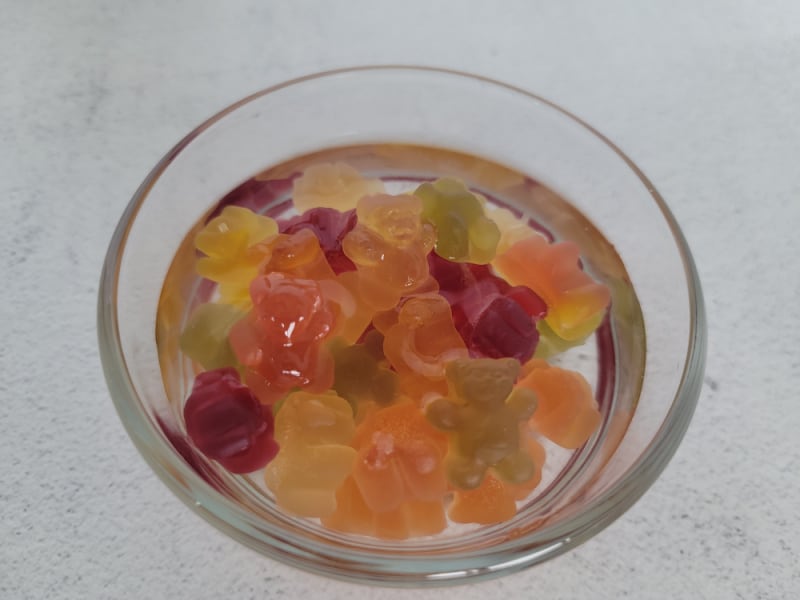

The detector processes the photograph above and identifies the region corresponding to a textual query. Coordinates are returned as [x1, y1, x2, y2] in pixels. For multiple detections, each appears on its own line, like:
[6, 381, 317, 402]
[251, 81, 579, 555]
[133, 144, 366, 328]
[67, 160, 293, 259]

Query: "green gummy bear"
[179, 303, 244, 370]
[426, 357, 538, 490]
[414, 178, 501, 264]
[331, 330, 399, 412]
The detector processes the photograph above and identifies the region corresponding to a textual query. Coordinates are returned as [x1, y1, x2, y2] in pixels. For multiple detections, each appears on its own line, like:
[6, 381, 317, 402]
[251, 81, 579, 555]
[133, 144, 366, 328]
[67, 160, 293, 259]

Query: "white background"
[2, 1, 799, 598]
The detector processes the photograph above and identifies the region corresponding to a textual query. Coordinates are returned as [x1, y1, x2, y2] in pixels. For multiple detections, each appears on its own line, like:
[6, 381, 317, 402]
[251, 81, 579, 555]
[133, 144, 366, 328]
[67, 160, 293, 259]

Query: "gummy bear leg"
[445, 454, 488, 490]
[493, 450, 536, 485]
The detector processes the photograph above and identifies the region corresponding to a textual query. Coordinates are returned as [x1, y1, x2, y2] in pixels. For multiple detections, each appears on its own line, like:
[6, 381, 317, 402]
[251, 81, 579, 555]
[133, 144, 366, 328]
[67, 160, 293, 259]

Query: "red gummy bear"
[183, 368, 278, 473]
[280, 207, 358, 274]
[428, 253, 546, 362]
[229, 273, 344, 404]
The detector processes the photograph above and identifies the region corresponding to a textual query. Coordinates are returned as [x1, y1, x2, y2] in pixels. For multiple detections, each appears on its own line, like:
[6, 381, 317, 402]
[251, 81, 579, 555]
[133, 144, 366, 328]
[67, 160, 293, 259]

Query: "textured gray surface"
[2, 1, 799, 598]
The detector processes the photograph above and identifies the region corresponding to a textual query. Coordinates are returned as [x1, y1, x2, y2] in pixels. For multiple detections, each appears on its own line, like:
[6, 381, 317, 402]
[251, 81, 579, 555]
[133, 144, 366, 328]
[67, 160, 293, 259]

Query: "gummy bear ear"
[445, 358, 472, 383]
[497, 357, 522, 379]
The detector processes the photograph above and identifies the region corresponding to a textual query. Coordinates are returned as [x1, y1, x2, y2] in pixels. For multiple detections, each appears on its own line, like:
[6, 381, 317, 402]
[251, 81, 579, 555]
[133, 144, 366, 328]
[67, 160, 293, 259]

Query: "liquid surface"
[156, 143, 645, 540]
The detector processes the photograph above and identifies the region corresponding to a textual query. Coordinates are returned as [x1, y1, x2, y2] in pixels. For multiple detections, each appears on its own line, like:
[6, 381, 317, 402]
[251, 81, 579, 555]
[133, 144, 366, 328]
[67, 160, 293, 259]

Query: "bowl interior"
[99, 66, 704, 585]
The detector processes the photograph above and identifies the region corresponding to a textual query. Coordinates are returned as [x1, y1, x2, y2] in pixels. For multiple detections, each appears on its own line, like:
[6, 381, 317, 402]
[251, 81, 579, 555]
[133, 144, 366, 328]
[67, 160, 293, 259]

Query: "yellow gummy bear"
[195, 206, 278, 306]
[486, 204, 537, 255]
[292, 162, 385, 213]
[264, 391, 357, 518]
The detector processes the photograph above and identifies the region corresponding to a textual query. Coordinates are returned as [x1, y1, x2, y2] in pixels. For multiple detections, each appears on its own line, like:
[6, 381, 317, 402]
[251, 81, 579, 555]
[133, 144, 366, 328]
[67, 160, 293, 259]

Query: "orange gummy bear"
[342, 194, 435, 311]
[323, 477, 446, 540]
[517, 360, 601, 449]
[228, 272, 352, 404]
[493, 234, 610, 341]
[194, 206, 278, 306]
[259, 228, 337, 281]
[334, 270, 376, 344]
[381, 294, 468, 402]
[448, 437, 545, 525]
[264, 391, 356, 518]
[322, 401, 449, 539]
[426, 358, 538, 490]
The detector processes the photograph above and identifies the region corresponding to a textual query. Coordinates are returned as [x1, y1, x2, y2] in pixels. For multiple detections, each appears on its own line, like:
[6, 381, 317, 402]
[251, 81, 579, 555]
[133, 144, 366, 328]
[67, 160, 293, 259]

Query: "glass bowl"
[97, 66, 705, 586]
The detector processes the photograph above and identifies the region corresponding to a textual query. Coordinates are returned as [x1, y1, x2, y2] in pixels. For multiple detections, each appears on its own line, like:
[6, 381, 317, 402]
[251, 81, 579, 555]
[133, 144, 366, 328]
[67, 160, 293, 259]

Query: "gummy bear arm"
[426, 398, 461, 430]
[506, 388, 538, 420]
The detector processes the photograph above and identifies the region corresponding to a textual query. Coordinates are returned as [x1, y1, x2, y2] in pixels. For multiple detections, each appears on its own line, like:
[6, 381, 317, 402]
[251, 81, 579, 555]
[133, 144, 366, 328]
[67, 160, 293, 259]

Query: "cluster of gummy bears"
[179, 162, 611, 537]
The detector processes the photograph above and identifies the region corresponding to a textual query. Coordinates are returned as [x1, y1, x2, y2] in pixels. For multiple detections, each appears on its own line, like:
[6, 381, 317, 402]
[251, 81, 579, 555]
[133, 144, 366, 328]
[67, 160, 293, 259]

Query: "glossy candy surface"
[179, 167, 611, 539]
[292, 162, 384, 212]
[323, 401, 448, 538]
[493, 234, 610, 341]
[448, 437, 545, 524]
[414, 178, 500, 263]
[280, 207, 358, 274]
[380, 293, 469, 400]
[264, 391, 356, 517]
[342, 194, 435, 310]
[228, 273, 348, 404]
[179, 303, 244, 370]
[183, 368, 278, 473]
[195, 206, 278, 306]
[518, 360, 601, 449]
[331, 330, 399, 411]
[428, 253, 546, 362]
[426, 358, 538, 489]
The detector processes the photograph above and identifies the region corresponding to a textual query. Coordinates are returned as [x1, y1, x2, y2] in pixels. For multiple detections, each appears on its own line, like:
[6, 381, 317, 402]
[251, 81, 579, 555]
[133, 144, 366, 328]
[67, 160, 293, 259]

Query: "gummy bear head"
[263, 229, 322, 272]
[357, 194, 427, 247]
[249, 273, 334, 345]
[446, 358, 519, 409]
[397, 294, 451, 329]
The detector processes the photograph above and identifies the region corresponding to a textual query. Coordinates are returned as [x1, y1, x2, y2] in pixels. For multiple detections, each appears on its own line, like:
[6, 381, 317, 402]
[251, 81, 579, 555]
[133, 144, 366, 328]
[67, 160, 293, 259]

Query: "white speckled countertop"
[2, 1, 799, 598]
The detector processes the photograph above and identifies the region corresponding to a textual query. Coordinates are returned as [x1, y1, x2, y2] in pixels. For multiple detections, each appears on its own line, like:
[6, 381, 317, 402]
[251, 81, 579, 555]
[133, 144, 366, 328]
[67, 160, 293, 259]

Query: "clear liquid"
[156, 143, 645, 539]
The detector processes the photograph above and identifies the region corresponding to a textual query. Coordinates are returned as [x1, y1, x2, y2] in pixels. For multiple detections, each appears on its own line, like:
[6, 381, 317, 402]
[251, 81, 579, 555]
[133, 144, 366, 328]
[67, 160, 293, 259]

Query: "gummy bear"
[448, 437, 545, 525]
[195, 206, 278, 306]
[486, 203, 538, 255]
[427, 253, 546, 362]
[183, 367, 278, 473]
[493, 234, 611, 341]
[179, 303, 244, 371]
[322, 401, 448, 539]
[264, 391, 356, 517]
[426, 358, 538, 489]
[414, 178, 500, 264]
[533, 319, 590, 359]
[280, 207, 358, 274]
[292, 162, 384, 213]
[210, 174, 297, 218]
[228, 272, 352, 404]
[331, 330, 399, 412]
[323, 477, 446, 540]
[517, 360, 601, 449]
[333, 270, 376, 344]
[380, 294, 468, 400]
[342, 193, 435, 311]
[260, 228, 337, 281]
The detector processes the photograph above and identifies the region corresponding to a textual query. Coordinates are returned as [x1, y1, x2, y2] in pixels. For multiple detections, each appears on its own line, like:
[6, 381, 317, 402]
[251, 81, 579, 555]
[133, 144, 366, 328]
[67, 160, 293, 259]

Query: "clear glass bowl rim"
[97, 65, 706, 586]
